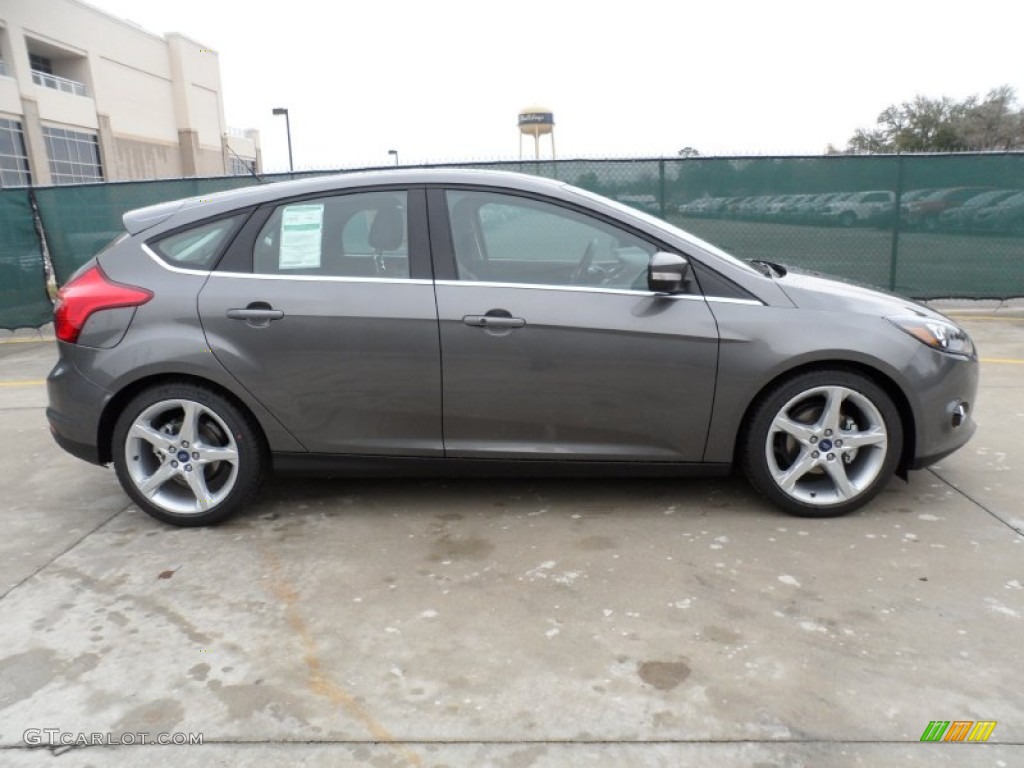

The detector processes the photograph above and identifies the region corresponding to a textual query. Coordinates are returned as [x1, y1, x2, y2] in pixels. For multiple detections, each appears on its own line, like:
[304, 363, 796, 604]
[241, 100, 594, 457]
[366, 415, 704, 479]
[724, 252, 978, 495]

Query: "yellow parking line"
[0, 379, 46, 387]
[980, 358, 1024, 365]
[0, 337, 55, 344]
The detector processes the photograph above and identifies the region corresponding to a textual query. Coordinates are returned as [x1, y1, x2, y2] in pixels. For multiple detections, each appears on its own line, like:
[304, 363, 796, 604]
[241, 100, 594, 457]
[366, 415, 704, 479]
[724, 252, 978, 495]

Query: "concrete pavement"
[0, 317, 1021, 767]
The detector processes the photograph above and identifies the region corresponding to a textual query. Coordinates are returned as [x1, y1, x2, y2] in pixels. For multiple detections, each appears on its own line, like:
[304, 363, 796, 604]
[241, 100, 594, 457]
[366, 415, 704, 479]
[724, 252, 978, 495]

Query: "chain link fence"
[2, 153, 1023, 329]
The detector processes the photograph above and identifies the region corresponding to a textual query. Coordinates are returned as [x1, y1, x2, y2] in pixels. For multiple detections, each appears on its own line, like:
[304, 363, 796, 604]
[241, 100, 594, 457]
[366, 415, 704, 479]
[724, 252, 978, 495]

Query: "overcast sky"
[86, 0, 1024, 172]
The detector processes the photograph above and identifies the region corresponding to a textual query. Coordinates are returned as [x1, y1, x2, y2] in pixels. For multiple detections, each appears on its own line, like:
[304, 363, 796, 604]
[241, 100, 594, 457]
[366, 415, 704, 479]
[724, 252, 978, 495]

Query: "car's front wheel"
[741, 369, 903, 517]
[112, 383, 266, 526]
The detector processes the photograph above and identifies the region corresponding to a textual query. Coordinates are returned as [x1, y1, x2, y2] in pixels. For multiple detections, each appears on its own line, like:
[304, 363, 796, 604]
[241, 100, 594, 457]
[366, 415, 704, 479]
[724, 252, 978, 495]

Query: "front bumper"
[905, 345, 979, 470]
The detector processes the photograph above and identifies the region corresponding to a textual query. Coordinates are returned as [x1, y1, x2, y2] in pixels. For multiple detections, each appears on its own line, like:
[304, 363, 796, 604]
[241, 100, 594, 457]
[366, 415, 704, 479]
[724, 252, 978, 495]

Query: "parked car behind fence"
[937, 189, 1018, 232]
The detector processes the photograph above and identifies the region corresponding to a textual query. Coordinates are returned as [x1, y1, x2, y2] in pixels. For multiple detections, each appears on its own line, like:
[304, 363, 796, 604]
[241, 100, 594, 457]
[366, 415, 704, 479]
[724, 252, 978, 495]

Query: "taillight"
[54, 265, 153, 344]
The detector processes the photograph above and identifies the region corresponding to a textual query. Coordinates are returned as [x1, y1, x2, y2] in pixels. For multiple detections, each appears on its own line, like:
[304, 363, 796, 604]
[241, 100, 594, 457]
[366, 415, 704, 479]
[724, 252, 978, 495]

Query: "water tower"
[518, 106, 555, 161]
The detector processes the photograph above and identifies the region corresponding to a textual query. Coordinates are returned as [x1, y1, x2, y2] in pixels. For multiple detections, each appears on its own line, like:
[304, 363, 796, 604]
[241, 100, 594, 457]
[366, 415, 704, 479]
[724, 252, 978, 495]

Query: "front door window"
[446, 190, 655, 290]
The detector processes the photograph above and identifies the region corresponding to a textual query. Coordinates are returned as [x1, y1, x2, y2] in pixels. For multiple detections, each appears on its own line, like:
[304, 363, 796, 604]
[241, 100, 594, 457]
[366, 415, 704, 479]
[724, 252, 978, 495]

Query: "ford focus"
[46, 170, 978, 526]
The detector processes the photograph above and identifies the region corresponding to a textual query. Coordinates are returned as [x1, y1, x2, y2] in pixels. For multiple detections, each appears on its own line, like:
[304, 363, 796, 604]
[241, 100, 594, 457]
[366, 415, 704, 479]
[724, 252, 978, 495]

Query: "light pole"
[388, 149, 399, 166]
[272, 107, 293, 172]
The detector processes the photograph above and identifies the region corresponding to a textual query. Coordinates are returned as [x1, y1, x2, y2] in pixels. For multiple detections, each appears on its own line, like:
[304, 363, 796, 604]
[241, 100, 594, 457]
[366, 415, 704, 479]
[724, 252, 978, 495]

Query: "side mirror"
[647, 252, 690, 294]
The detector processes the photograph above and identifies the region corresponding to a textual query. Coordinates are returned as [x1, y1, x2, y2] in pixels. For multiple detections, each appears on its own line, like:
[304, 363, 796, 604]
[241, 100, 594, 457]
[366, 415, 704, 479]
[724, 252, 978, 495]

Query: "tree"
[958, 86, 1024, 150]
[846, 87, 1024, 153]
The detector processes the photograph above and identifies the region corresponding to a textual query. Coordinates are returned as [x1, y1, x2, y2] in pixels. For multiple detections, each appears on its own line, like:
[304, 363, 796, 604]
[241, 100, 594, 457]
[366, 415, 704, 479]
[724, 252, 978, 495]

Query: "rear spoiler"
[122, 199, 186, 235]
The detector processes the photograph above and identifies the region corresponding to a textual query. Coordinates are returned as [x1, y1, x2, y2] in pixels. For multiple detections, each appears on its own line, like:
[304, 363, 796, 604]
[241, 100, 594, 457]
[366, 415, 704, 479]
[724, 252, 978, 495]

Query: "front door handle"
[226, 303, 284, 327]
[226, 308, 285, 321]
[462, 314, 526, 329]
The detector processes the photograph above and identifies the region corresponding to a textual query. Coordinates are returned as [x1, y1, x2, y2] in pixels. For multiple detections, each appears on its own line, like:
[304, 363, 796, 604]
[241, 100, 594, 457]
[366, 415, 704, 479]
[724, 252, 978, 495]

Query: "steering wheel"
[570, 238, 599, 284]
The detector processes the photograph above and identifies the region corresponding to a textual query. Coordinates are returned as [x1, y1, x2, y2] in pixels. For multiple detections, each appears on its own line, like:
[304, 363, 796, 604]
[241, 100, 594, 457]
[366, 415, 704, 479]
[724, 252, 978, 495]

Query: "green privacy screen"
[5, 153, 1024, 329]
[500, 153, 1024, 298]
[661, 153, 1024, 298]
[31, 171, 339, 284]
[0, 189, 51, 329]
[33, 175, 266, 285]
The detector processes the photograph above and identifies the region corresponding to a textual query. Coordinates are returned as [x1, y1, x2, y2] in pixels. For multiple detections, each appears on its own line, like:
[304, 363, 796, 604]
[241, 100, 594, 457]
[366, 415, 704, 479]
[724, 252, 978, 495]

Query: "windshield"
[996, 191, 1024, 207]
[565, 185, 761, 276]
[965, 189, 1015, 207]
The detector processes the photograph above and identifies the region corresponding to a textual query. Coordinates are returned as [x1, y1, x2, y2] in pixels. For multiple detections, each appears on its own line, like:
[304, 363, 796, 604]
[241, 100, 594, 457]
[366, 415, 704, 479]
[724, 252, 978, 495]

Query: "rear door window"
[254, 191, 410, 278]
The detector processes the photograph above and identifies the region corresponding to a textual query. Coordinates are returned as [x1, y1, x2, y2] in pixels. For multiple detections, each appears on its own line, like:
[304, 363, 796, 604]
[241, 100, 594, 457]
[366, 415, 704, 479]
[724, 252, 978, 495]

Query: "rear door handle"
[462, 315, 526, 329]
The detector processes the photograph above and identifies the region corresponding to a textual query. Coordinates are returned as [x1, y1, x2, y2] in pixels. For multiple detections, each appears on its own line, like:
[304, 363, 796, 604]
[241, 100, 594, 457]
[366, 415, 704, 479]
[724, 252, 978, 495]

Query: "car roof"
[123, 168, 570, 235]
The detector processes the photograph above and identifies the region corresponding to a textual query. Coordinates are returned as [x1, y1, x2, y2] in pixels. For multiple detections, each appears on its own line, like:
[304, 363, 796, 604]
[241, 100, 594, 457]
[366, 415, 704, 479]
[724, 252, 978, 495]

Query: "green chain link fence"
[2, 153, 1023, 329]
[33, 175, 272, 285]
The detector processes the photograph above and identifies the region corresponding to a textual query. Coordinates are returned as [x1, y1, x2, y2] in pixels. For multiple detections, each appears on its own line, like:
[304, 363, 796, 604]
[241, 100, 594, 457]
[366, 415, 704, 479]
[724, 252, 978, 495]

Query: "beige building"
[0, 0, 259, 187]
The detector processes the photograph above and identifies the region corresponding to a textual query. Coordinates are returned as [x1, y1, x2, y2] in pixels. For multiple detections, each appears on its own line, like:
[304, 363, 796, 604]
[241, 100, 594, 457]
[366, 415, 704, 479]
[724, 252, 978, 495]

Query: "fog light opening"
[951, 401, 969, 428]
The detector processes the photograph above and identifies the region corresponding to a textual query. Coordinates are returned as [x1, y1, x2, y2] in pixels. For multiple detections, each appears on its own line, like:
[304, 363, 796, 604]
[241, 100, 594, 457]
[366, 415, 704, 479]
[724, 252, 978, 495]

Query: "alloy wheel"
[765, 385, 888, 506]
[124, 398, 240, 515]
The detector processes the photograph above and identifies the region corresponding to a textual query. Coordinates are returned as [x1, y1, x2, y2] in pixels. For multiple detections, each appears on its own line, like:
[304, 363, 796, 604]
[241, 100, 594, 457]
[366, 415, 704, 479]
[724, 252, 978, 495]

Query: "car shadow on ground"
[235, 472, 770, 527]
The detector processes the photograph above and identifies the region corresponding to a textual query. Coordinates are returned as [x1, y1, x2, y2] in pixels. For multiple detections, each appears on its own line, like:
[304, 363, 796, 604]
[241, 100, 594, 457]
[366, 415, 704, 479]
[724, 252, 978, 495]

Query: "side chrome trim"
[434, 279, 763, 305]
[706, 296, 765, 306]
[207, 273, 434, 285]
[434, 279, 702, 300]
[141, 244, 210, 276]
[139, 245, 762, 303]
[141, 244, 432, 285]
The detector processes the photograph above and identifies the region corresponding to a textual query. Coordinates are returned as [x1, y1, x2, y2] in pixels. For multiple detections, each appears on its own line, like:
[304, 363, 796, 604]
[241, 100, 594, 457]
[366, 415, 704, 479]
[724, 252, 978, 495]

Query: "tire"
[112, 383, 266, 526]
[741, 369, 902, 518]
[838, 212, 857, 228]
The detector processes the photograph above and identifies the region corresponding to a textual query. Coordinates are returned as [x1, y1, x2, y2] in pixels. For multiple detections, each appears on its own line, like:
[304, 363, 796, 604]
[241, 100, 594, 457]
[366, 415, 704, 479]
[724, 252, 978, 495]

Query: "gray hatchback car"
[47, 169, 978, 526]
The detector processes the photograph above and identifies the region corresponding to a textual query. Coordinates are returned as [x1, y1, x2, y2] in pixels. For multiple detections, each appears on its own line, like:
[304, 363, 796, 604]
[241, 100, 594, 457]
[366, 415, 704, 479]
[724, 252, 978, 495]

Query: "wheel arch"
[732, 360, 916, 477]
[97, 373, 270, 465]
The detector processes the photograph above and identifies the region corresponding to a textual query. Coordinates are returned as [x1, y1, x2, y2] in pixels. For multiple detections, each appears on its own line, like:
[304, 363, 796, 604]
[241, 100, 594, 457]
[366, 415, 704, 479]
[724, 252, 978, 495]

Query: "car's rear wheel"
[112, 383, 266, 526]
[741, 369, 902, 517]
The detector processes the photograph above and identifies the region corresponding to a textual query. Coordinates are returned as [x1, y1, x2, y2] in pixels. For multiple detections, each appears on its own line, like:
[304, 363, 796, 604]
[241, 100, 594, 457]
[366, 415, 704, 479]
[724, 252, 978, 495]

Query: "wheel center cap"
[176, 450, 190, 462]
[818, 439, 833, 452]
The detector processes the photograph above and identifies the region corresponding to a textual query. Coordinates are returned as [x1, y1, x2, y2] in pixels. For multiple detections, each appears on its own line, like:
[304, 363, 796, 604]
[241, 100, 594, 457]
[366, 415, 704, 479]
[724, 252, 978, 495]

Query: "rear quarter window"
[150, 214, 247, 269]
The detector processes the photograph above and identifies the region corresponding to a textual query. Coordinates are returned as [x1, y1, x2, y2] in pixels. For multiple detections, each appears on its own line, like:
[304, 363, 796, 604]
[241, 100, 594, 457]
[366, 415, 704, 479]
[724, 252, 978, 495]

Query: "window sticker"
[279, 203, 324, 269]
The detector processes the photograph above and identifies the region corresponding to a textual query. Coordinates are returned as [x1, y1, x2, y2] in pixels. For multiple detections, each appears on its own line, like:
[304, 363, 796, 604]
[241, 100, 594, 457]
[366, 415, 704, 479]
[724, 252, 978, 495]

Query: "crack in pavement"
[927, 467, 1023, 537]
[260, 549, 423, 767]
[3, 737, 1023, 750]
[0, 500, 134, 602]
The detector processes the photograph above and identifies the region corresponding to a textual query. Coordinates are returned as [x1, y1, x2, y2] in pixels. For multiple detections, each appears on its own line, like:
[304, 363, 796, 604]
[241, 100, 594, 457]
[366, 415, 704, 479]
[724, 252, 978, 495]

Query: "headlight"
[887, 316, 975, 357]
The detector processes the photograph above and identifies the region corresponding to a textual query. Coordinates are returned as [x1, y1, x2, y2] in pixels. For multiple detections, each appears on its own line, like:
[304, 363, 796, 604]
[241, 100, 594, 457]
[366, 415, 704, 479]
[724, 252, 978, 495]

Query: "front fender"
[702, 305, 923, 463]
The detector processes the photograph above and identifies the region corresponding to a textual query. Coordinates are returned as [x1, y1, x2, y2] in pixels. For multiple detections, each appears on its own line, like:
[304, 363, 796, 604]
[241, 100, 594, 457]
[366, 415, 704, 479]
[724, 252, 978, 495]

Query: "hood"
[772, 265, 946, 321]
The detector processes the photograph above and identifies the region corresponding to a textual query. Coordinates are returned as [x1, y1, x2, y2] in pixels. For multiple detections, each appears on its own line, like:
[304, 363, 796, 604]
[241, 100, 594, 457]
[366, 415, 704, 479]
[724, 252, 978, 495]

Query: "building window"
[42, 126, 103, 185]
[229, 156, 255, 176]
[0, 119, 32, 188]
[28, 49, 90, 96]
[29, 53, 53, 75]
